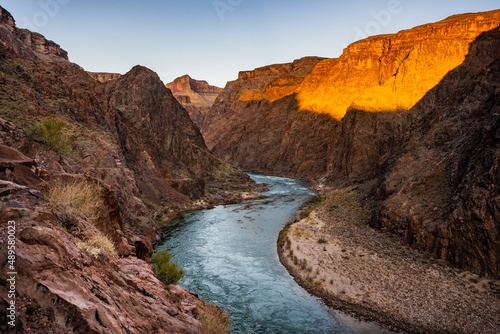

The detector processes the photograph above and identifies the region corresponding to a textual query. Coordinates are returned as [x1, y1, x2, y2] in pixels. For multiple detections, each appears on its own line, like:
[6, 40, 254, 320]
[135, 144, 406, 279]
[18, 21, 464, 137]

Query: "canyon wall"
[0, 6, 68, 60]
[297, 10, 500, 120]
[166, 75, 223, 129]
[202, 11, 500, 277]
[0, 6, 251, 332]
[202, 56, 331, 178]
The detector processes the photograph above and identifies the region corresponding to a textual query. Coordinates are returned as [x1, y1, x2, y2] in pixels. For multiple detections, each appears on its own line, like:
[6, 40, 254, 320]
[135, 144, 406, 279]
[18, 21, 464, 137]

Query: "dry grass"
[76, 235, 116, 258]
[46, 179, 105, 222]
[197, 306, 231, 334]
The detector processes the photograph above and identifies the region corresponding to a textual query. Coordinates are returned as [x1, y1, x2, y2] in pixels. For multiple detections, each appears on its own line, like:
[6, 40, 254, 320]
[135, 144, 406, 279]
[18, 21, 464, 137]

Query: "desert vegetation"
[196, 305, 231, 334]
[76, 235, 116, 258]
[46, 178, 105, 223]
[28, 117, 71, 154]
[153, 249, 185, 285]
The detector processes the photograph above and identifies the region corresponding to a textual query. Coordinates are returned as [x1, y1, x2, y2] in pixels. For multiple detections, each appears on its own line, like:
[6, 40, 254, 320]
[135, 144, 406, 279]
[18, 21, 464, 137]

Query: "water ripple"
[159, 173, 392, 334]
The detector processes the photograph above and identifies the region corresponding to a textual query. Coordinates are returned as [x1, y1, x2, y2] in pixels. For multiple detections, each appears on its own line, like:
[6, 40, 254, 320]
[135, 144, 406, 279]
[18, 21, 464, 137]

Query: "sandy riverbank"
[278, 187, 500, 334]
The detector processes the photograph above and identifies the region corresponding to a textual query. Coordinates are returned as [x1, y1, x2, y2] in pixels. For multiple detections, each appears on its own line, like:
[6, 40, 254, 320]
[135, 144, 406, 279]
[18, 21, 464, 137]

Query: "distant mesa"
[87, 72, 122, 83]
[166, 75, 223, 129]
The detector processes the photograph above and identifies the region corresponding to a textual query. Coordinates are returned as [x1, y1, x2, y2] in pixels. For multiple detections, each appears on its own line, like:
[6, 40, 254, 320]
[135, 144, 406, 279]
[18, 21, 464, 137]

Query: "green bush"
[153, 249, 185, 285]
[28, 117, 70, 153]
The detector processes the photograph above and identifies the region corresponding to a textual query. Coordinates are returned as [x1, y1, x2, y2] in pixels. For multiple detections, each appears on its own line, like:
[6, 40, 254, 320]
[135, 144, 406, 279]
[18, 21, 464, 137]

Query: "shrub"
[28, 117, 71, 154]
[197, 306, 231, 334]
[153, 249, 185, 285]
[317, 237, 327, 244]
[77, 235, 116, 258]
[46, 179, 105, 222]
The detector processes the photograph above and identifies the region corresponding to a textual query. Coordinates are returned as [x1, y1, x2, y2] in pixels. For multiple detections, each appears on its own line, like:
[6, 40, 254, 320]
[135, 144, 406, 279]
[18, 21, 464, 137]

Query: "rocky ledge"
[0, 6, 68, 60]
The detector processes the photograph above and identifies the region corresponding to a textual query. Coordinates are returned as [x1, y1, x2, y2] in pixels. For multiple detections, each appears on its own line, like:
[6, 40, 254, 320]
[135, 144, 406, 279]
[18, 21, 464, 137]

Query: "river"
[158, 173, 394, 333]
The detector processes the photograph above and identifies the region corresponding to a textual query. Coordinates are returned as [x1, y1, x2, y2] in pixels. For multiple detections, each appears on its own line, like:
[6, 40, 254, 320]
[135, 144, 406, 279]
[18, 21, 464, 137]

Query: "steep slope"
[298, 10, 500, 120]
[0, 6, 67, 60]
[0, 6, 250, 332]
[202, 11, 500, 278]
[166, 75, 223, 128]
[204, 10, 500, 182]
[277, 28, 500, 333]
[202, 56, 331, 178]
[368, 26, 500, 278]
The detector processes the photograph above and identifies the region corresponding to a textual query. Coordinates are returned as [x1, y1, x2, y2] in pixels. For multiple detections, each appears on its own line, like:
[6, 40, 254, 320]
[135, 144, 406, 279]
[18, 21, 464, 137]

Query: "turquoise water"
[159, 174, 393, 333]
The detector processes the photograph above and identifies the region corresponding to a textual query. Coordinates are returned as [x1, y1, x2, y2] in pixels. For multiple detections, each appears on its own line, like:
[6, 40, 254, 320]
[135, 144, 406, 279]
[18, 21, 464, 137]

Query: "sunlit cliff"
[296, 10, 500, 120]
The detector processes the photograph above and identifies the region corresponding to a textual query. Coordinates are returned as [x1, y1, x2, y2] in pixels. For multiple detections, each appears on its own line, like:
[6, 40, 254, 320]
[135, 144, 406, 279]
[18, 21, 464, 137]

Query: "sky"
[1, 0, 499, 87]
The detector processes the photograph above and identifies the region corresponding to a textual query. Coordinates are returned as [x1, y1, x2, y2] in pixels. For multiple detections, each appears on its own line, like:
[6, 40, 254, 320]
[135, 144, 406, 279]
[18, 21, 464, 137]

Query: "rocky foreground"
[0, 5, 249, 333]
[278, 187, 500, 334]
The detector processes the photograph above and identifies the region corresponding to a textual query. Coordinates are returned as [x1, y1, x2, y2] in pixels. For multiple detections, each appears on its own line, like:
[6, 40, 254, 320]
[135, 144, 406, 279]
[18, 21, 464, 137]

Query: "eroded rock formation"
[297, 10, 500, 120]
[87, 71, 122, 83]
[202, 11, 500, 278]
[0, 6, 68, 60]
[0, 6, 251, 332]
[166, 75, 223, 128]
[202, 56, 330, 178]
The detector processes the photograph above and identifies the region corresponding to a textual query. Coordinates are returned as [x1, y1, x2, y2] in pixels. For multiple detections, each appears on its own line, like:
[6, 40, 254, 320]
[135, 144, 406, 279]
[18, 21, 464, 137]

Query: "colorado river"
[158, 174, 393, 333]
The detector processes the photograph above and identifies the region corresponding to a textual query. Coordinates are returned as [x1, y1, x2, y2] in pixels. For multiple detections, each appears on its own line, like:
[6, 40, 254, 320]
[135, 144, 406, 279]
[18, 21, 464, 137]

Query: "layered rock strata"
[202, 11, 500, 278]
[87, 71, 122, 83]
[0, 6, 68, 60]
[166, 75, 223, 128]
[0, 6, 250, 332]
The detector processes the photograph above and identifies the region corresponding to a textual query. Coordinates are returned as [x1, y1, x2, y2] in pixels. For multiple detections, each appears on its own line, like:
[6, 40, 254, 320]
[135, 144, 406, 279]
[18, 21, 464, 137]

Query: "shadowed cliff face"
[0, 6, 250, 332]
[202, 12, 500, 278]
[166, 75, 223, 129]
[202, 56, 331, 179]
[203, 11, 500, 181]
[368, 26, 500, 278]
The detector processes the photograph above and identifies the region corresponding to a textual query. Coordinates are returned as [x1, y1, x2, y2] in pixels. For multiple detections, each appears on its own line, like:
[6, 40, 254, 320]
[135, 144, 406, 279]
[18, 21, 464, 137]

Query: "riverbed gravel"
[279, 187, 500, 334]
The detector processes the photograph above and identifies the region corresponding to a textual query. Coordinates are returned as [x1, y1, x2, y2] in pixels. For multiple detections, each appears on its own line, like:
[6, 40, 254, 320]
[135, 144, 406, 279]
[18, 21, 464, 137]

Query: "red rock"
[201, 12, 500, 278]
[0, 144, 35, 169]
[0, 6, 67, 60]
[12, 164, 45, 188]
[166, 75, 223, 128]
[86, 71, 122, 83]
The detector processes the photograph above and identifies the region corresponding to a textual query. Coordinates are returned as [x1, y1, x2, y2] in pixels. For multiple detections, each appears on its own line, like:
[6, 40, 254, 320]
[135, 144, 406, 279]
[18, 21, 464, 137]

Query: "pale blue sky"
[1, 0, 498, 87]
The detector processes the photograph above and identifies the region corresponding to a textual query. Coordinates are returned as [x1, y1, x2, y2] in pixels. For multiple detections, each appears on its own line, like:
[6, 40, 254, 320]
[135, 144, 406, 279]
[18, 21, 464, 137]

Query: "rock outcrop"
[166, 75, 223, 129]
[87, 71, 122, 83]
[202, 56, 330, 178]
[297, 10, 500, 120]
[0, 6, 68, 60]
[368, 26, 500, 278]
[0, 5, 253, 332]
[202, 11, 500, 278]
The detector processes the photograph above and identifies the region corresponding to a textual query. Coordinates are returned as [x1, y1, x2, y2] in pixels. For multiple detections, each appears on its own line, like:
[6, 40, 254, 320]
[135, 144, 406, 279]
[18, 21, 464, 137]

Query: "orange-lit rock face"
[237, 57, 326, 102]
[166, 74, 222, 106]
[297, 10, 500, 120]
